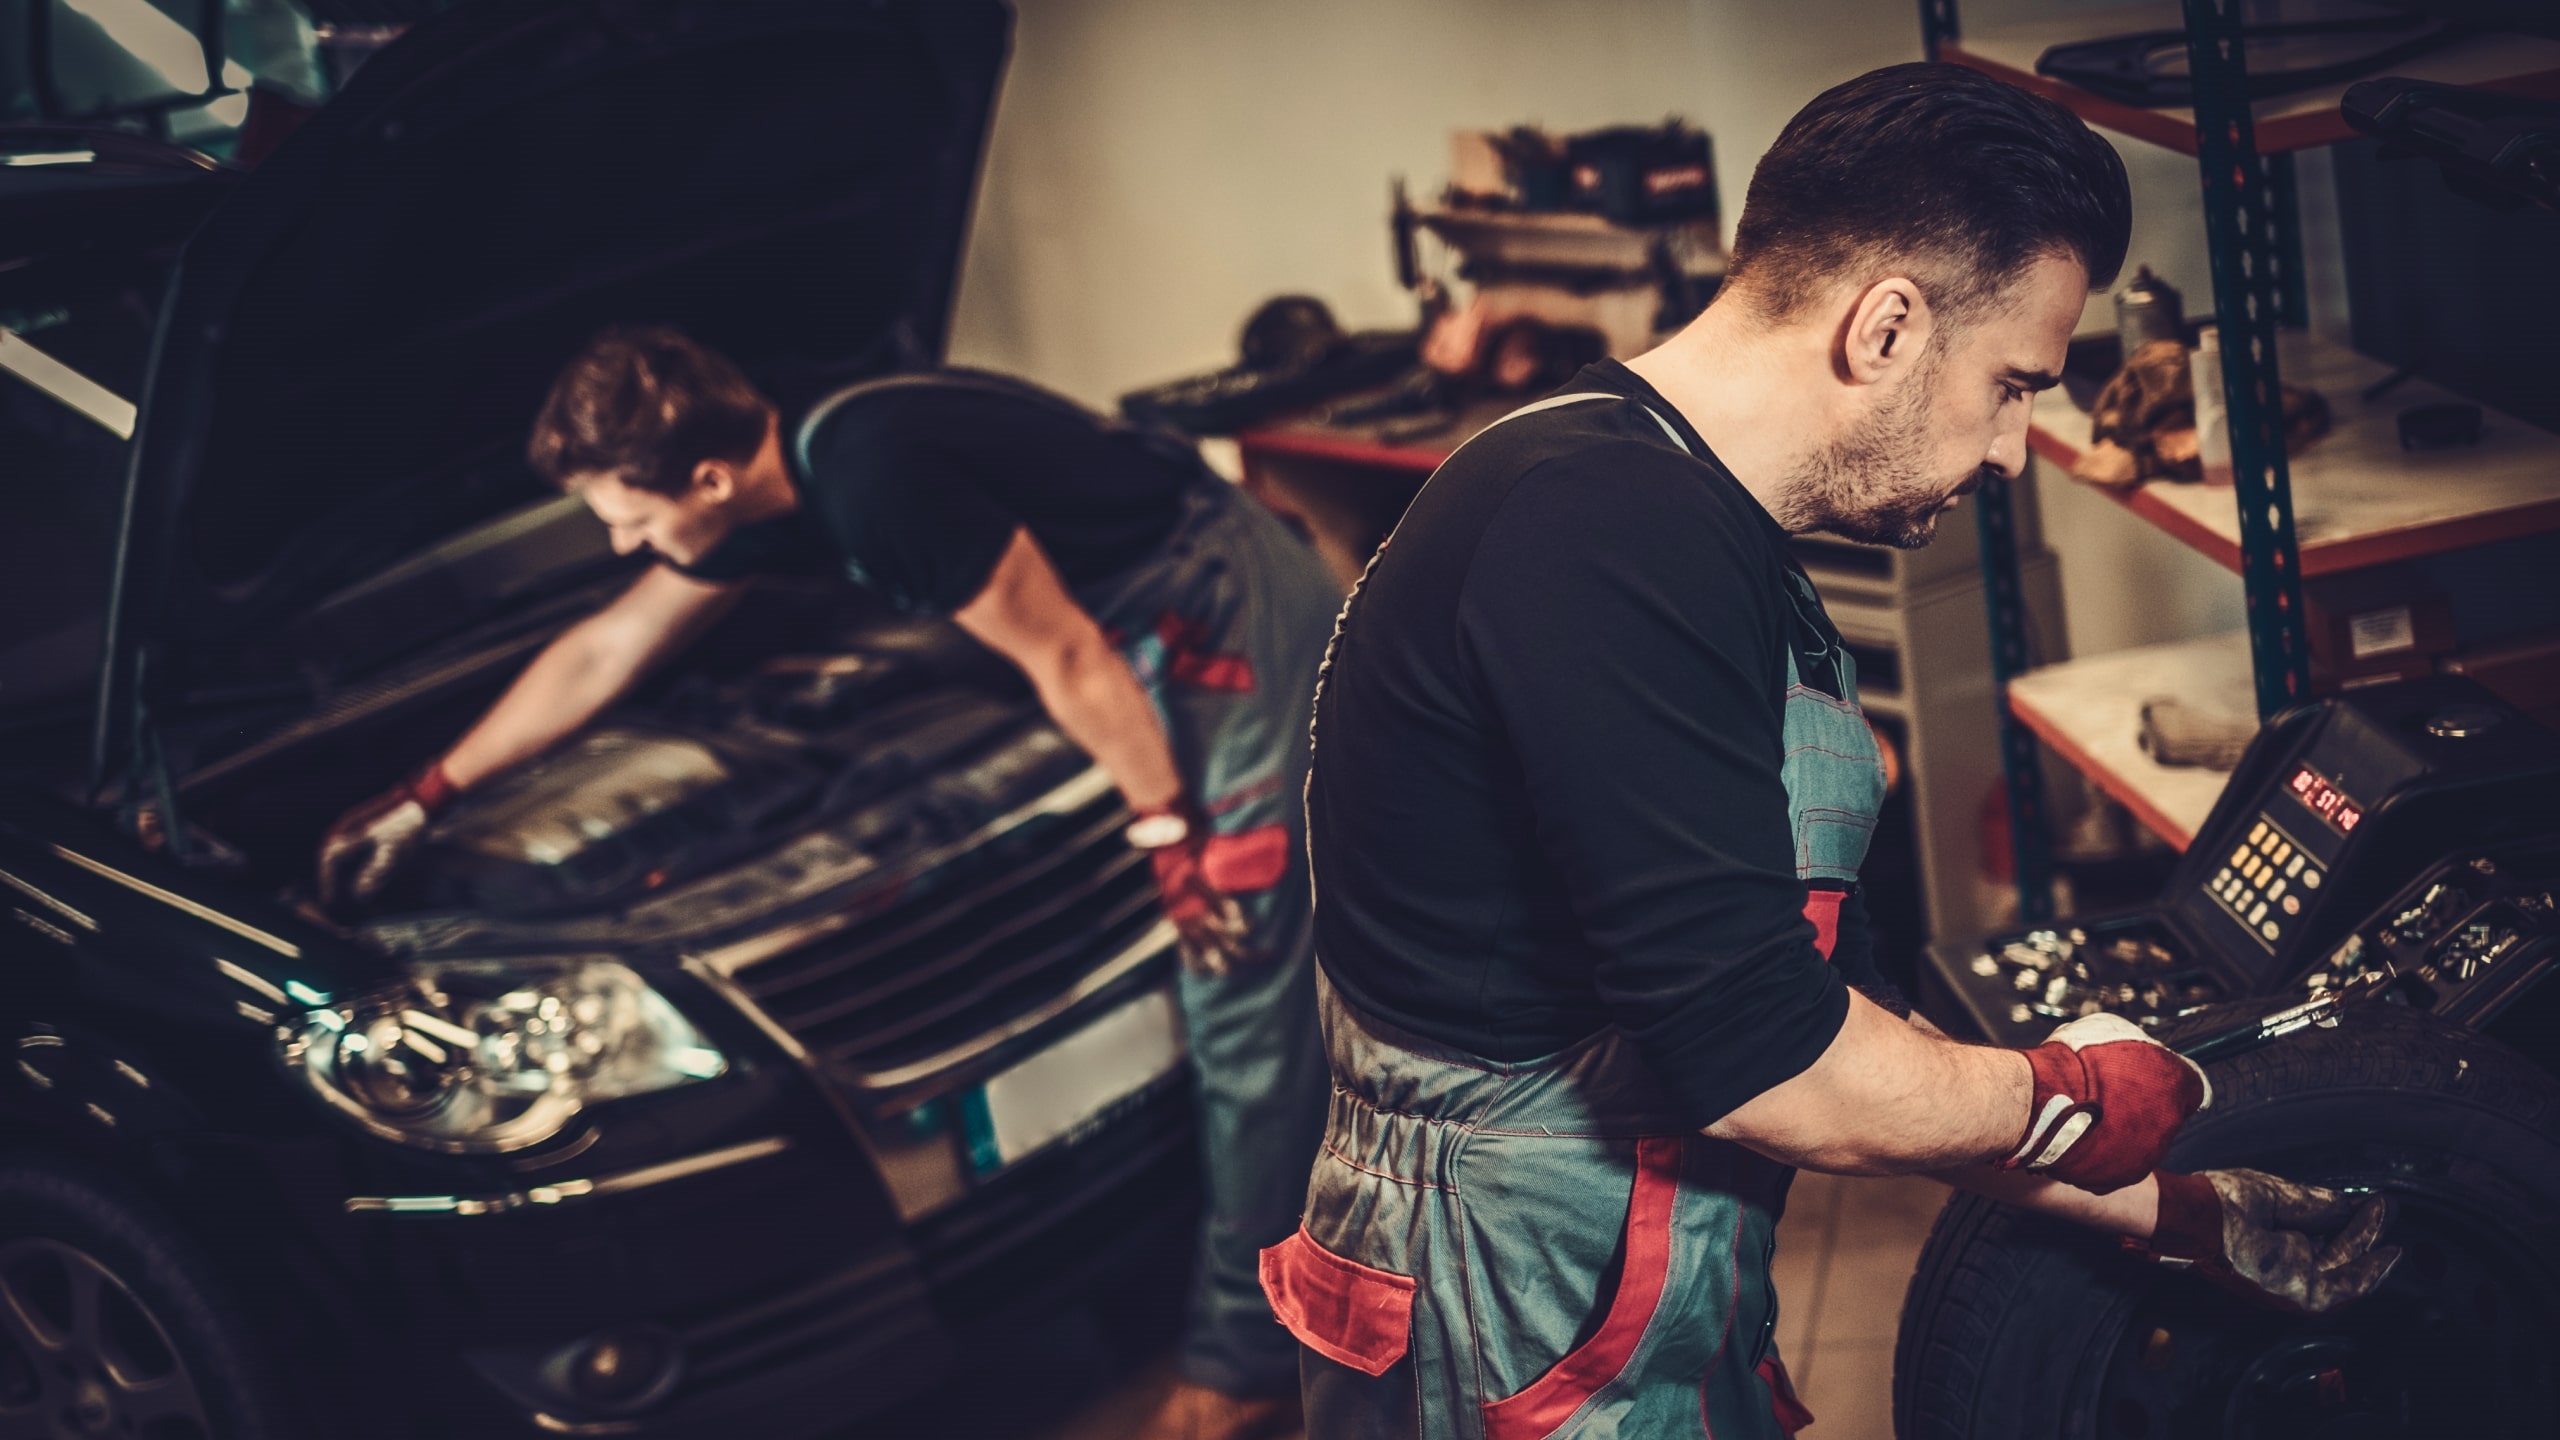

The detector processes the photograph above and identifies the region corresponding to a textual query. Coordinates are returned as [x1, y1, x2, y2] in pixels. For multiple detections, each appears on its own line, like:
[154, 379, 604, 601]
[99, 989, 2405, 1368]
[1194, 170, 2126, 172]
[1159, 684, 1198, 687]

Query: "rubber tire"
[0, 1157, 298, 1440]
[1893, 1003, 2560, 1440]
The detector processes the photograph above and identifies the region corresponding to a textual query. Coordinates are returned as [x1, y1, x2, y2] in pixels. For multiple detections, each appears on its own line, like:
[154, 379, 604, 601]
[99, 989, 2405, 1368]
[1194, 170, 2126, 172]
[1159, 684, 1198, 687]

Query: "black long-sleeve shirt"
[676, 371, 1199, 611]
[1306, 361, 1882, 1128]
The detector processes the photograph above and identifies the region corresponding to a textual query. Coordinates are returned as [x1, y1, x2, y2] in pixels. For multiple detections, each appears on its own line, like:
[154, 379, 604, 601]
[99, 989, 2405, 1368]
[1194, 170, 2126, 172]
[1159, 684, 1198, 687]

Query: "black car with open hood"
[99, 0, 1002, 746]
[0, 3, 1199, 1437]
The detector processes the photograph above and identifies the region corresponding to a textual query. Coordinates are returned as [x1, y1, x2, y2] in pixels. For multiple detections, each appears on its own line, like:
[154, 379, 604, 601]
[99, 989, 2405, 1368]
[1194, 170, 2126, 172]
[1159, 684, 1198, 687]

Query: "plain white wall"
[944, 0, 2350, 659]
[947, 0, 1917, 406]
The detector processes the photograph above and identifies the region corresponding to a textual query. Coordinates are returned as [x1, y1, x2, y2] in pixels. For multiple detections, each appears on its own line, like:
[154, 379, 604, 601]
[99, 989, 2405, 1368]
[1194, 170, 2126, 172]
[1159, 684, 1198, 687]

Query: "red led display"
[2287, 764, 2363, 835]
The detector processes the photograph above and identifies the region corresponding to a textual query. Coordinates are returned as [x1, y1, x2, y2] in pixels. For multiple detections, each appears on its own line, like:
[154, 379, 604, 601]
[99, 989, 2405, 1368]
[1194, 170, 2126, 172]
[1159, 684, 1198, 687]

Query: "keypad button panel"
[2207, 812, 2324, 951]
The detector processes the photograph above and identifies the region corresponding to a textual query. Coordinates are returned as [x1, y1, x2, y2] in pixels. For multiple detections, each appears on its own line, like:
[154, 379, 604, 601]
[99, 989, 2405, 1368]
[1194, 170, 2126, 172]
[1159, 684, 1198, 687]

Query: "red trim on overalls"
[1759, 1353, 1816, 1434]
[1771, 892, 1838, 1433]
[1156, 611, 1256, 692]
[1259, 1227, 1416, 1377]
[1480, 1136, 1685, 1440]
[1801, 888, 1846, 962]
[1201, 825, 1291, 894]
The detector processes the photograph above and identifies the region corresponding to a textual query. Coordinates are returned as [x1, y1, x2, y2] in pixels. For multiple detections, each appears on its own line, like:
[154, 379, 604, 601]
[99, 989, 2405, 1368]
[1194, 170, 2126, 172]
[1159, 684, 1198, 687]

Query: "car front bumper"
[325, 1070, 1194, 1439]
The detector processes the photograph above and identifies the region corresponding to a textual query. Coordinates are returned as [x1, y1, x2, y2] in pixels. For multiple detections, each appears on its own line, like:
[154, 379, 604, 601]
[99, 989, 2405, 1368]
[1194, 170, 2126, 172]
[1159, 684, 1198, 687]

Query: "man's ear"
[691, 456, 739, 504]
[1844, 277, 1931, 386]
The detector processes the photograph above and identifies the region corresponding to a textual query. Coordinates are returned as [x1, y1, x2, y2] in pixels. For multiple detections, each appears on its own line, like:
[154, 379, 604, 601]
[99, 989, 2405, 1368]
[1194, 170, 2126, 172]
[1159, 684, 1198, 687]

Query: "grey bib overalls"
[1264, 394, 1886, 1439]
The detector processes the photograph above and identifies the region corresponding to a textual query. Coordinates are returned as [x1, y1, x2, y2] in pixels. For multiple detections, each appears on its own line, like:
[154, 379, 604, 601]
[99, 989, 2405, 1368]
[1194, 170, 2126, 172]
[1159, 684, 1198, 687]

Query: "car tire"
[0, 1157, 297, 1440]
[1893, 1003, 2560, 1439]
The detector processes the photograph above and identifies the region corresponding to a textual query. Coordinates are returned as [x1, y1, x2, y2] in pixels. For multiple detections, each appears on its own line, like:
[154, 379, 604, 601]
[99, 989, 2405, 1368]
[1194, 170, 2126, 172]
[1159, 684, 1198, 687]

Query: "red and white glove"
[317, 760, 460, 906]
[2003, 1014, 2211, 1194]
[2134, 1168, 2399, 1315]
[1127, 803, 1249, 976]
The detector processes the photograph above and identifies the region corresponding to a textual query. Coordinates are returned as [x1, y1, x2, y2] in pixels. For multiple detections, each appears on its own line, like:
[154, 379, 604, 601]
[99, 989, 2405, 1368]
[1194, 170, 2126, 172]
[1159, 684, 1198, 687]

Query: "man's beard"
[1773, 355, 1984, 550]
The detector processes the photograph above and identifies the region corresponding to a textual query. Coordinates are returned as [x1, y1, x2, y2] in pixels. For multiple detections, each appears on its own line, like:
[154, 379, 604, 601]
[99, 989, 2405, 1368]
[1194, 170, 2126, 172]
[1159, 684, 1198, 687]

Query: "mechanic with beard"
[317, 342, 1338, 1440]
[1265, 66, 2398, 1438]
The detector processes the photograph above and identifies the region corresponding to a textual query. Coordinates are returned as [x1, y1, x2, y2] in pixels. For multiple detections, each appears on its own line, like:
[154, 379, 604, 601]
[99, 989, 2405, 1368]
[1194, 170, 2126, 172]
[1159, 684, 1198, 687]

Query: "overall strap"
[1629, 401, 1694, 457]
[1488, 388, 1619, 427]
[1483, 387, 1697, 462]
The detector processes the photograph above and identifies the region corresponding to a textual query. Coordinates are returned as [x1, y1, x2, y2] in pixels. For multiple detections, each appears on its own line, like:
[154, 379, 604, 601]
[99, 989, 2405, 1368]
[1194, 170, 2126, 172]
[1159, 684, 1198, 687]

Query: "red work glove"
[317, 760, 460, 906]
[2003, 1014, 2211, 1194]
[1128, 802, 1249, 977]
[2134, 1168, 2400, 1315]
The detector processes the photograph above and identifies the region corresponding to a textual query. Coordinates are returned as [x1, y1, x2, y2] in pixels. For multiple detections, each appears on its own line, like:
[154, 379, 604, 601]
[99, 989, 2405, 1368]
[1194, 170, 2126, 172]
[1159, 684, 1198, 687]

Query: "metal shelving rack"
[1925, 0, 2316, 921]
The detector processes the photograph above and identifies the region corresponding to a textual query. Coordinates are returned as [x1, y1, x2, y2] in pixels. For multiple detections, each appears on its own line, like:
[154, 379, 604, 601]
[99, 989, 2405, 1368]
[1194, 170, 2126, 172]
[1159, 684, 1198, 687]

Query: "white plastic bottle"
[2190, 324, 2233, 486]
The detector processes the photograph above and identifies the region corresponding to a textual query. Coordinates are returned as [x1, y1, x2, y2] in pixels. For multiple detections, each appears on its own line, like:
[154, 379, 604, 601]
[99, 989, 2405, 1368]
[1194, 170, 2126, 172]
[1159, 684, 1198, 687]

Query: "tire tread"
[1893, 1007, 2560, 1440]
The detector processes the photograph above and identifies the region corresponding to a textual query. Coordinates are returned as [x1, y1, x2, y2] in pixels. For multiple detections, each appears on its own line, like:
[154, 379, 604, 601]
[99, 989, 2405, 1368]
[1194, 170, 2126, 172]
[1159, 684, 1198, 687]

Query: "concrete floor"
[1039, 1172, 1948, 1440]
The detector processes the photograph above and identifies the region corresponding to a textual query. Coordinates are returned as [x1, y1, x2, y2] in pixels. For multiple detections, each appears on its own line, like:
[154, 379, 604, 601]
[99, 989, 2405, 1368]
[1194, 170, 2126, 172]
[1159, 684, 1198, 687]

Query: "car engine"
[375, 617, 1049, 924]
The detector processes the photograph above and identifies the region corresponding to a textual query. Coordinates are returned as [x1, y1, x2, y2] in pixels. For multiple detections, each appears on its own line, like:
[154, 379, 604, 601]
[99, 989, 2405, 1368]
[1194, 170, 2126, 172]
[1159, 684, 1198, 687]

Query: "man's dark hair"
[527, 325, 772, 494]
[1724, 63, 2131, 326]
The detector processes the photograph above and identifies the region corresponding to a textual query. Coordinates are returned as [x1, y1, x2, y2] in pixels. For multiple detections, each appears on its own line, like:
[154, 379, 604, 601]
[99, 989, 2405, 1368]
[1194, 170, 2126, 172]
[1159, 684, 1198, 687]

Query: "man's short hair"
[1724, 63, 2131, 326]
[527, 325, 771, 495]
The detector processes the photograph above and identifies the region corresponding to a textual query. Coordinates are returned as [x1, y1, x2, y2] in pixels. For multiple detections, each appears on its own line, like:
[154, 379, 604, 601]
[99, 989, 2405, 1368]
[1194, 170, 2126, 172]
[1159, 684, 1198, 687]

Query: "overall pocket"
[1259, 1226, 1415, 1377]
[1479, 1135, 1685, 1440]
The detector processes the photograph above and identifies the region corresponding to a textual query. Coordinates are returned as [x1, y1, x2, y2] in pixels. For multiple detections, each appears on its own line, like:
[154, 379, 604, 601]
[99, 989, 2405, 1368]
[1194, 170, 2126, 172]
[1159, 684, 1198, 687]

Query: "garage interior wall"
[946, 0, 2359, 669]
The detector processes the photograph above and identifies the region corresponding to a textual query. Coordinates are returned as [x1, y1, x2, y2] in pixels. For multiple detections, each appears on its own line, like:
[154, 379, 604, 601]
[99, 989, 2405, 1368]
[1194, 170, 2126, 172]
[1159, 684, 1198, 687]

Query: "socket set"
[1954, 920, 2234, 1046]
[2307, 844, 2560, 1027]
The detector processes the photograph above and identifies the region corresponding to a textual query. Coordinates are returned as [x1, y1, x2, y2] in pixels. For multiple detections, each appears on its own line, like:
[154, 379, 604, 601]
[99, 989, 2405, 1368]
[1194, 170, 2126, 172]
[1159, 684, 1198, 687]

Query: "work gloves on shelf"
[2136, 1167, 2402, 1316]
[2004, 1013, 2212, 1194]
[317, 760, 459, 906]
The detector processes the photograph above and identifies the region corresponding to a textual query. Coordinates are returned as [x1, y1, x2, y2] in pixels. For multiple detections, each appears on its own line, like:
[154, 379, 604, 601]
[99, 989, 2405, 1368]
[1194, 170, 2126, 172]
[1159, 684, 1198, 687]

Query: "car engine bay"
[169, 493, 1080, 956]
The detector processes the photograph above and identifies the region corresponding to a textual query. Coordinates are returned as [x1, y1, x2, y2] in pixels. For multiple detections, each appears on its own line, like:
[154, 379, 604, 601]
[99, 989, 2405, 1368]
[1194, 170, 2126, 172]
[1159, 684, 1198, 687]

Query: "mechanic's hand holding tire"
[0, 1158, 296, 1440]
[1895, 1004, 2560, 1439]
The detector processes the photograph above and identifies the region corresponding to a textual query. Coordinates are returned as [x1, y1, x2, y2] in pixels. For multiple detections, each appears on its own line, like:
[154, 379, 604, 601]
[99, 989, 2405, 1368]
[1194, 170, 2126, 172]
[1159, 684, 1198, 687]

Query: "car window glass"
[6, 0, 333, 147]
[33, 0, 231, 136]
[0, 250, 164, 720]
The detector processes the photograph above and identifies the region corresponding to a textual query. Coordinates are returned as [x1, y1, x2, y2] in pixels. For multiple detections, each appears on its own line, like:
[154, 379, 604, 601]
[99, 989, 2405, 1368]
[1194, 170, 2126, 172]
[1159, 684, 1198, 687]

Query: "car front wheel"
[0, 1160, 292, 1440]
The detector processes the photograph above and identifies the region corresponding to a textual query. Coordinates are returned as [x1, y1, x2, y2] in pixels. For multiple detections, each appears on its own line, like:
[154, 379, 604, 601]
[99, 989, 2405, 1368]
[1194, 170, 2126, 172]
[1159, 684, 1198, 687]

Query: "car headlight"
[289, 957, 726, 1153]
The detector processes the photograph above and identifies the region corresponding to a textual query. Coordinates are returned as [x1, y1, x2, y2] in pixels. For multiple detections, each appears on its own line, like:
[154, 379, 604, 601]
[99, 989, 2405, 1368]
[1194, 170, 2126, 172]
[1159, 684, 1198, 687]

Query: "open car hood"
[99, 0, 1009, 768]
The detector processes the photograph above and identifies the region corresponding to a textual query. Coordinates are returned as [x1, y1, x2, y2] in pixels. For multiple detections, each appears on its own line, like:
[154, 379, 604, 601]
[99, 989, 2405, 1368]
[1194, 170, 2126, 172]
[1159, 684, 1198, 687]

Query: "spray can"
[2114, 266, 2185, 355]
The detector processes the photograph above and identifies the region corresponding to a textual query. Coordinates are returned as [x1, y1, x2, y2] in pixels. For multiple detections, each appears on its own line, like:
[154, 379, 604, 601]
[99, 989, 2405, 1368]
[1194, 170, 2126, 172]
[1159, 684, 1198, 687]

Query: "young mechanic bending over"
[318, 334, 1340, 1440]
[1270, 64, 2398, 1438]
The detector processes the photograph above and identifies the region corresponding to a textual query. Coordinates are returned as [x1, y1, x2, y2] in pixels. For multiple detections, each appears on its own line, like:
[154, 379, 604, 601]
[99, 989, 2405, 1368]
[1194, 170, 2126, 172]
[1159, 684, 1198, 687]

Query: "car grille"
[718, 770, 1165, 1087]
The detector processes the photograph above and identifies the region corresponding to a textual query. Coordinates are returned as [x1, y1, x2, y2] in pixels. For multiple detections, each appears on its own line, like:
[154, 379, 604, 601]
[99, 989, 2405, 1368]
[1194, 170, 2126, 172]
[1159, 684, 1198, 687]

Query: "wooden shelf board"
[1943, 2, 2560, 157]
[2031, 332, 2560, 577]
[1238, 394, 1521, 477]
[1416, 206, 1727, 277]
[2007, 631, 2257, 851]
[1237, 425, 1448, 474]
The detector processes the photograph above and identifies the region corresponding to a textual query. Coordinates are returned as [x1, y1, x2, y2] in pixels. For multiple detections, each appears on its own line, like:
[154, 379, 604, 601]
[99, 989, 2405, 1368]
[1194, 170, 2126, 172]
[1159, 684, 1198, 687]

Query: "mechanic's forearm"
[437, 570, 739, 791]
[1022, 632, 1184, 813]
[1933, 1166, 2160, 1239]
[438, 622, 644, 789]
[1705, 989, 2032, 1175]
